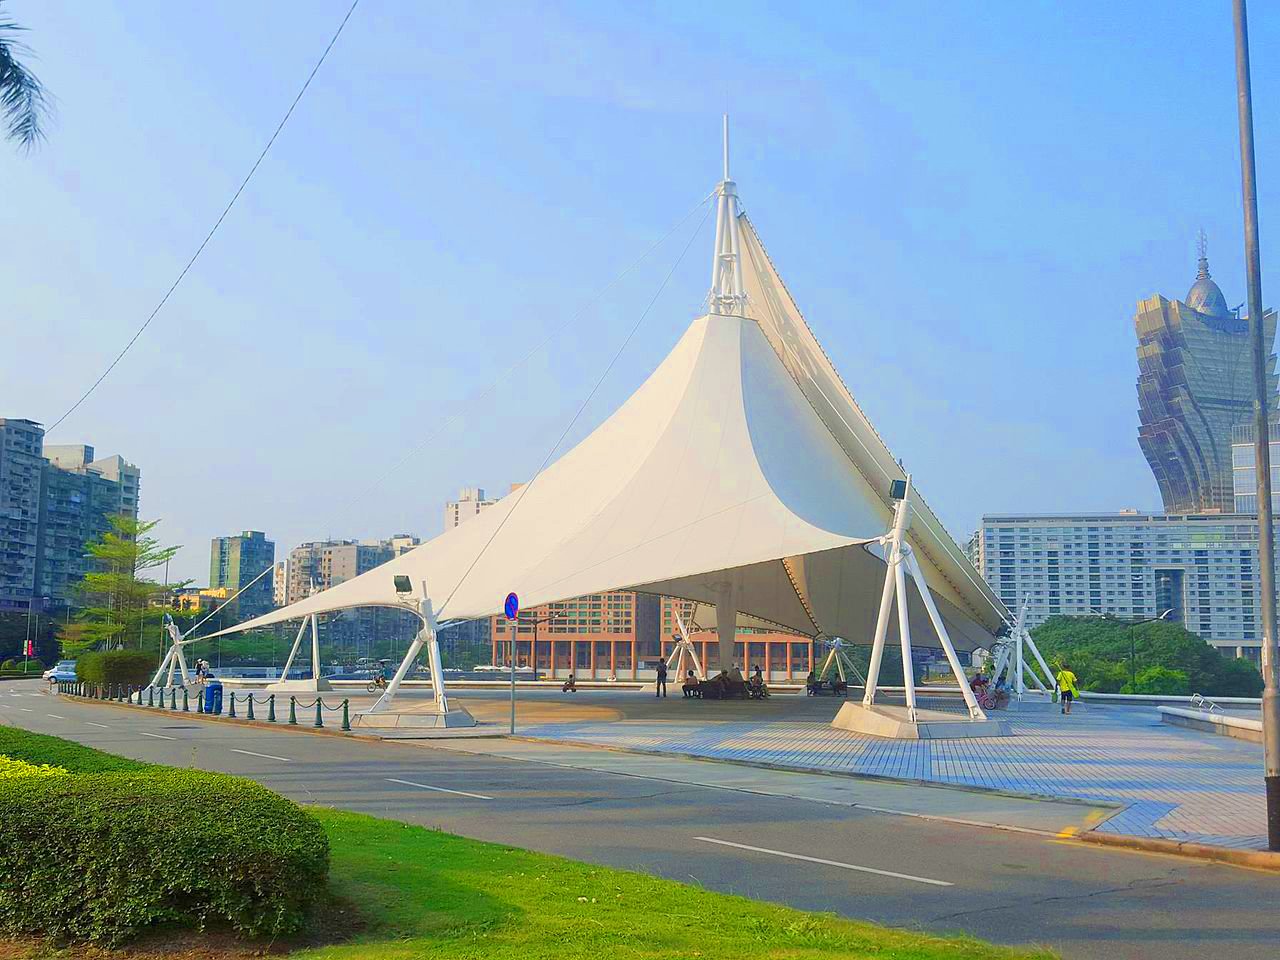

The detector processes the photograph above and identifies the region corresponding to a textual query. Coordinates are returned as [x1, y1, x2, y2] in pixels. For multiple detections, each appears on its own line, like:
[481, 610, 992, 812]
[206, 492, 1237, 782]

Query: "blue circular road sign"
[504, 592, 520, 621]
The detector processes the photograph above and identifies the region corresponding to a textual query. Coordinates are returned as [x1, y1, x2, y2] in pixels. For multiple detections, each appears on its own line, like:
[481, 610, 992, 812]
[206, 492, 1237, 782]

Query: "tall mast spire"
[723, 113, 730, 181]
[709, 114, 747, 316]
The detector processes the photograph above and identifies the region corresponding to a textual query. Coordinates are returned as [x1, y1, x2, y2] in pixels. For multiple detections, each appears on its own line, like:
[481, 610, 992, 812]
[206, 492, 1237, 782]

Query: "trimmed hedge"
[0, 756, 66, 779]
[75, 649, 156, 687]
[0, 726, 150, 773]
[0, 768, 330, 946]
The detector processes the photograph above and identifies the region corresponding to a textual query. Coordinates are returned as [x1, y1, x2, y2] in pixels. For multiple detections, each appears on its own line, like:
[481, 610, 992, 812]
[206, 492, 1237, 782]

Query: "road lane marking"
[138, 732, 176, 741]
[230, 748, 292, 763]
[84, 721, 111, 729]
[18, 708, 33, 712]
[385, 777, 493, 800]
[693, 837, 953, 887]
[47, 714, 65, 719]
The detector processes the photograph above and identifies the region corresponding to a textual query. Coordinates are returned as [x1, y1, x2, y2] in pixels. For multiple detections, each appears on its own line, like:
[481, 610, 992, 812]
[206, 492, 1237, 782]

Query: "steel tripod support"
[860, 476, 986, 722]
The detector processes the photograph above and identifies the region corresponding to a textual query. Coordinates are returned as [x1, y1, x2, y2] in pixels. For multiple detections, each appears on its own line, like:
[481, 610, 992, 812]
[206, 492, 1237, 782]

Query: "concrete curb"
[1080, 830, 1280, 871]
[53, 692, 379, 741]
[52, 691, 510, 742]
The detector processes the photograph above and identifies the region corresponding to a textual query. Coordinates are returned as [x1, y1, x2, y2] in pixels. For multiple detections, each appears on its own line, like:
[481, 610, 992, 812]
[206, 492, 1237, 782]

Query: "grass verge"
[292, 808, 1048, 960]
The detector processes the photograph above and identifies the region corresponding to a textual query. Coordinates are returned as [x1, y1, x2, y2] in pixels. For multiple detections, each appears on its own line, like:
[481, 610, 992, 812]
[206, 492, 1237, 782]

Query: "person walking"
[655, 658, 668, 698]
[1055, 663, 1079, 715]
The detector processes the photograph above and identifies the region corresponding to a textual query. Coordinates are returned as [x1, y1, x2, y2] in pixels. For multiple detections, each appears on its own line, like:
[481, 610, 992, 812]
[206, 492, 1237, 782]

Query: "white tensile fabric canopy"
[208, 195, 1005, 655]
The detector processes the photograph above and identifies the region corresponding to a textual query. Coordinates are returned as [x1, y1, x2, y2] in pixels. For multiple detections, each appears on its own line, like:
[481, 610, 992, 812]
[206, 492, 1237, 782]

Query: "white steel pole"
[893, 544, 917, 722]
[861, 559, 897, 707]
[509, 619, 517, 735]
[279, 619, 308, 681]
[722, 113, 730, 181]
[906, 550, 986, 719]
[149, 646, 174, 689]
[370, 587, 445, 715]
[309, 614, 321, 682]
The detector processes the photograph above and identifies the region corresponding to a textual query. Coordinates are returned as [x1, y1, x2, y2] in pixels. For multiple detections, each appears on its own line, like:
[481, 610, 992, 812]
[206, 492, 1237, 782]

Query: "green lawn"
[0, 726, 1050, 960]
[296, 808, 1049, 960]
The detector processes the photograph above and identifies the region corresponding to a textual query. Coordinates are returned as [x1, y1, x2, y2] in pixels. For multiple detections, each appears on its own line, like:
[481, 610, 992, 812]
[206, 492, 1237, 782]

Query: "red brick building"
[491, 593, 812, 680]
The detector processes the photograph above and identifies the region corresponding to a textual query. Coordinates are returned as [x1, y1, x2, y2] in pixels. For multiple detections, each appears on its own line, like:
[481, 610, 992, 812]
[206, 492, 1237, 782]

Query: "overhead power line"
[45, 0, 361, 435]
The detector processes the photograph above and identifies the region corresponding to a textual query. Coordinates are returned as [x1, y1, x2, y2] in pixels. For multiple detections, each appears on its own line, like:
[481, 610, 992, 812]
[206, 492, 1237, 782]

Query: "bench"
[806, 678, 848, 697]
[696, 678, 749, 700]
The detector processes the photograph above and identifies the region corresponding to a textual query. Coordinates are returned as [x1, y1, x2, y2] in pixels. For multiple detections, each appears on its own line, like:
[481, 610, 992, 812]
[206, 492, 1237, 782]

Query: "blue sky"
[3, 0, 1278, 584]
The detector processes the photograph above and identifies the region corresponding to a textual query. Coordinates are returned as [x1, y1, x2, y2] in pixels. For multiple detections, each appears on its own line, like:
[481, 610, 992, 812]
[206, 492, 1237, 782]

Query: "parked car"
[42, 660, 77, 683]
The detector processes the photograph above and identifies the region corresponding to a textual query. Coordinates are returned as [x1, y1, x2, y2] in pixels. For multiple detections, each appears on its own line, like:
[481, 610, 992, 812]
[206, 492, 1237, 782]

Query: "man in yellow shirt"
[1056, 664, 1079, 715]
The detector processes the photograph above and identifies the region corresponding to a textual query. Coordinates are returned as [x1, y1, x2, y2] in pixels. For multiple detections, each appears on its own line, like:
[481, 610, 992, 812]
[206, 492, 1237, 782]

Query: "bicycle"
[366, 674, 388, 694]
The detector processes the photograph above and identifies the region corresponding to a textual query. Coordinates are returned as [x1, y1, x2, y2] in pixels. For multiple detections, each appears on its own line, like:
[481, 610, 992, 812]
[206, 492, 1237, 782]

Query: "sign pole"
[1234, 0, 1280, 850]
[505, 593, 520, 735]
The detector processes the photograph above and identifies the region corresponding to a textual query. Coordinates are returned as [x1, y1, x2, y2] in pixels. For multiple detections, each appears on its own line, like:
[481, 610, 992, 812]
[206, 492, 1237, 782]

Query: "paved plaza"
[455, 689, 1268, 849]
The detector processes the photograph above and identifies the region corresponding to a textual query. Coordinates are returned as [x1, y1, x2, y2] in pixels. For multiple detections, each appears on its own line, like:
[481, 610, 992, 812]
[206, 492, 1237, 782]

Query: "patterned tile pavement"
[519, 698, 1269, 849]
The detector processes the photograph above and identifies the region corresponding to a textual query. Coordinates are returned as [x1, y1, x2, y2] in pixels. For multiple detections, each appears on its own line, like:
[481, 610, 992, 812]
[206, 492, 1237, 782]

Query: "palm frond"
[0, 11, 51, 149]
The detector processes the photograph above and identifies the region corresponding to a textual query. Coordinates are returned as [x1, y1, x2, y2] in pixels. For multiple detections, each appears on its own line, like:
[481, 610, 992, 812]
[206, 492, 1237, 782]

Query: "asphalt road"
[3, 680, 1278, 960]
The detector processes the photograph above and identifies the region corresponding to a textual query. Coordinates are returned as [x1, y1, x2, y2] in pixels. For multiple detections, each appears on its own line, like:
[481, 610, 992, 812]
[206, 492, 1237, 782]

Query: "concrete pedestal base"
[265, 678, 333, 693]
[832, 702, 1013, 740]
[352, 705, 477, 736]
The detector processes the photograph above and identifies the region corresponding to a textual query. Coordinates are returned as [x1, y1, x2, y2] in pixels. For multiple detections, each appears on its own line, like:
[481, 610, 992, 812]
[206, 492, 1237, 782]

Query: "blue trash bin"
[204, 680, 223, 716]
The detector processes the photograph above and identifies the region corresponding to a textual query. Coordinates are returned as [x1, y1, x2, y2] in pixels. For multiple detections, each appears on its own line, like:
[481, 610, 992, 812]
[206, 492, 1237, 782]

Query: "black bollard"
[246, 695, 255, 721]
[288, 696, 297, 725]
[182, 689, 189, 712]
[228, 692, 236, 718]
[267, 694, 276, 722]
[314, 700, 324, 728]
[342, 699, 351, 731]
[147, 687, 154, 707]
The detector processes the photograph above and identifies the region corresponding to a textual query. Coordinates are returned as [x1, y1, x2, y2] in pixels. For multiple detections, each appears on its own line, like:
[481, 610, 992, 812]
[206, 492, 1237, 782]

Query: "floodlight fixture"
[393, 575, 412, 594]
[889, 479, 908, 501]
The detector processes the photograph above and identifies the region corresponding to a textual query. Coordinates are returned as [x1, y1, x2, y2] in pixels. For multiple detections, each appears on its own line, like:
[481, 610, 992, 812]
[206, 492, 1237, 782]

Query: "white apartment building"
[975, 511, 1273, 664]
[443, 487, 496, 530]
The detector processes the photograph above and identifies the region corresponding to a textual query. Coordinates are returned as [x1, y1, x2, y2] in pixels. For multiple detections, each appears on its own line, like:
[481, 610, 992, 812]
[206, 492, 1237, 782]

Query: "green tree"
[67, 516, 189, 658]
[1031, 615, 1263, 697]
[1122, 665, 1189, 696]
[0, 2, 51, 149]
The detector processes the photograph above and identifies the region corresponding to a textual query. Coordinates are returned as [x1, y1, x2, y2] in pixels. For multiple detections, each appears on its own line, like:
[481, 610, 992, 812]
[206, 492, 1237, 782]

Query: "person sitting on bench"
[682, 670, 700, 698]
[805, 670, 821, 695]
[748, 665, 770, 699]
[562, 673, 577, 693]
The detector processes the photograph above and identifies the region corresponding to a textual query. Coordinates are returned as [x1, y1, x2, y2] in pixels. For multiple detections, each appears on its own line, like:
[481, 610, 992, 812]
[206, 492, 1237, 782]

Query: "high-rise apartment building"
[272, 560, 288, 608]
[384, 534, 421, 557]
[283, 537, 419, 654]
[973, 511, 1275, 663]
[44, 447, 141, 519]
[0, 419, 46, 612]
[443, 487, 496, 529]
[1231, 423, 1280, 514]
[209, 530, 276, 620]
[1135, 238, 1277, 513]
[0, 422, 141, 613]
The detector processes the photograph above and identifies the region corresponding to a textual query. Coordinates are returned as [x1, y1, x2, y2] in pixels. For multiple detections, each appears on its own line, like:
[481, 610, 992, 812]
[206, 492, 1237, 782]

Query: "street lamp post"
[1233, 0, 1280, 853]
[1129, 623, 1137, 690]
[1092, 609, 1173, 691]
[521, 613, 565, 675]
